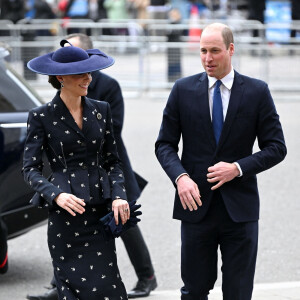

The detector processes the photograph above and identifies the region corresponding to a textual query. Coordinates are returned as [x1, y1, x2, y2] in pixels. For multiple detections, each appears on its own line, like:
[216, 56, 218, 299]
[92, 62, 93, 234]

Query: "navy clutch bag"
[99, 200, 142, 241]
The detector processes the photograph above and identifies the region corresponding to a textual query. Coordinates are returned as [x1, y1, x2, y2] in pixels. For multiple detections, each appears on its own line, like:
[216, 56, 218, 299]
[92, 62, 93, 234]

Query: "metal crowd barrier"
[0, 19, 299, 99]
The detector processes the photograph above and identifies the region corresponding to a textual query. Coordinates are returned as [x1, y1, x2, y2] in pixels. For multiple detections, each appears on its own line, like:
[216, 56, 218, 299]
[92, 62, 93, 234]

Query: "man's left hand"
[207, 162, 240, 190]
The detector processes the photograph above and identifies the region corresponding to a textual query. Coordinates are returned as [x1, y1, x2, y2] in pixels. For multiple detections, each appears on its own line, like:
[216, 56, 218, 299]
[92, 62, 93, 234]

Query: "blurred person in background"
[63, 0, 89, 19]
[127, 0, 149, 27]
[0, 0, 25, 23]
[34, 0, 57, 35]
[103, 0, 129, 36]
[166, 7, 182, 82]
[104, 0, 129, 21]
[247, 0, 266, 39]
[69, 33, 157, 299]
[57, 0, 90, 33]
[34, 0, 56, 19]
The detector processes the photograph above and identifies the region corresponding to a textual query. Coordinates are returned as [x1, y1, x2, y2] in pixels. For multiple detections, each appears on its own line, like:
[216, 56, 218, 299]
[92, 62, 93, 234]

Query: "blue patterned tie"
[212, 80, 223, 143]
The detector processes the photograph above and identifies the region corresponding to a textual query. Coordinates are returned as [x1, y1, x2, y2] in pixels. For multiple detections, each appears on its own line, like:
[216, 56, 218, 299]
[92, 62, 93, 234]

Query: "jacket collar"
[51, 92, 86, 138]
[218, 70, 244, 146]
[88, 71, 100, 90]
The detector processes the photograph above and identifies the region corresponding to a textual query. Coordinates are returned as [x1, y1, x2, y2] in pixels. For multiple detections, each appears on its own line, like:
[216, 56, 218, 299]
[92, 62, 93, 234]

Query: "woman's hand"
[54, 193, 86, 216]
[112, 199, 130, 225]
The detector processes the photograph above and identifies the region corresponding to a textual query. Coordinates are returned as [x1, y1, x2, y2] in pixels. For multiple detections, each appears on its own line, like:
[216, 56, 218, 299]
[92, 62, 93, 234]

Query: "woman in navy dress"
[23, 40, 130, 300]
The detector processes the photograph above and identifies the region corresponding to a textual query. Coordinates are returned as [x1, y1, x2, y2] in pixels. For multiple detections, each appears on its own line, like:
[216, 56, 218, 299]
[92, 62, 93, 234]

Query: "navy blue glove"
[100, 200, 142, 241]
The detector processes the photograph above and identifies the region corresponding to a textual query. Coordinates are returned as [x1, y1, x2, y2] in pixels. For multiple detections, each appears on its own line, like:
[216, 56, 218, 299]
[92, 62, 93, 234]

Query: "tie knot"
[215, 80, 222, 89]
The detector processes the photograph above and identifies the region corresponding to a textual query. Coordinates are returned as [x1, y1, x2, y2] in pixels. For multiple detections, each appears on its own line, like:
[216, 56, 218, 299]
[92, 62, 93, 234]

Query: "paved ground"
[149, 282, 300, 299]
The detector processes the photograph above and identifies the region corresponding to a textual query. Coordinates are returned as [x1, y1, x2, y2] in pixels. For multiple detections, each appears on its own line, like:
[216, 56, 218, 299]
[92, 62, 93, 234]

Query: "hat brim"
[27, 51, 115, 75]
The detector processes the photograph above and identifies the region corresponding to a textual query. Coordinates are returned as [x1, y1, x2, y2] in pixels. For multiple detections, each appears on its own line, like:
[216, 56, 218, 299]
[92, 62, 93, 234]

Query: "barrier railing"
[1, 19, 299, 99]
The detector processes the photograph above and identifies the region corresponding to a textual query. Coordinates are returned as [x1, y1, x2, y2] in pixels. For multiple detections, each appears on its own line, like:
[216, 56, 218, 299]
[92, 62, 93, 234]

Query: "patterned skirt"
[48, 203, 127, 300]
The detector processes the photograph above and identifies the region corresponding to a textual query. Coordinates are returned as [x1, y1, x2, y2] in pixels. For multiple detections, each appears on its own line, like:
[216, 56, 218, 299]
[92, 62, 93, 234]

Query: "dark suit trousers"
[121, 225, 154, 280]
[181, 191, 258, 300]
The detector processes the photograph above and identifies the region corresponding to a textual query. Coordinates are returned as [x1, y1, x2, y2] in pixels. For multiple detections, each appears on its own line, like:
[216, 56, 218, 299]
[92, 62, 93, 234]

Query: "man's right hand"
[177, 175, 202, 211]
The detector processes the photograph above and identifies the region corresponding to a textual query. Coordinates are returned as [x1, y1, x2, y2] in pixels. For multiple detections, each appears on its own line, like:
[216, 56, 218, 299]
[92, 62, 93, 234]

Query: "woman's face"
[57, 73, 92, 97]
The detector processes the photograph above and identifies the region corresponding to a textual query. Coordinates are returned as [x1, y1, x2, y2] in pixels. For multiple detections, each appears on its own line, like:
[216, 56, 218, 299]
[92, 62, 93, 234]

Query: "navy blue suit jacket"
[155, 71, 287, 223]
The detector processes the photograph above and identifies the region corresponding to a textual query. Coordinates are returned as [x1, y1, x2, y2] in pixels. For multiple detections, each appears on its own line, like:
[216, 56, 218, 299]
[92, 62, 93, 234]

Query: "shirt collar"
[208, 67, 235, 90]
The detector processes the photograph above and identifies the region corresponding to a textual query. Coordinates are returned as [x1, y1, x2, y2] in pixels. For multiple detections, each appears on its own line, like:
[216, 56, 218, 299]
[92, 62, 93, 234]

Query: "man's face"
[200, 29, 234, 79]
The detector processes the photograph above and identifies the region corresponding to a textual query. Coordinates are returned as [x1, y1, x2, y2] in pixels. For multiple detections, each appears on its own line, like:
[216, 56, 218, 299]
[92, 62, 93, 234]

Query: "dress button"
[82, 165, 88, 170]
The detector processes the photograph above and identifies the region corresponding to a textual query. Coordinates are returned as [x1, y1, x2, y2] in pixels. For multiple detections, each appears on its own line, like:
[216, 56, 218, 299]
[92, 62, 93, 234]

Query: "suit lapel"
[52, 93, 85, 138]
[218, 71, 244, 147]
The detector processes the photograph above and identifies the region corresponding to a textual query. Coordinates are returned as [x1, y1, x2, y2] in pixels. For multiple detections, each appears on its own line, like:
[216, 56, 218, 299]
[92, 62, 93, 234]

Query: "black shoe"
[127, 276, 158, 298]
[26, 287, 58, 300]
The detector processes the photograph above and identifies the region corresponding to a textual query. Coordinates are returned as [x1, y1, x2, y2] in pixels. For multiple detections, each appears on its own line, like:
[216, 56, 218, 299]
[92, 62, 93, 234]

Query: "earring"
[60, 81, 64, 88]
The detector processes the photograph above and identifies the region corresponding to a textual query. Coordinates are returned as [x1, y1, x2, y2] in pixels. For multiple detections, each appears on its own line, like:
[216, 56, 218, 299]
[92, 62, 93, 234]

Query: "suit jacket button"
[81, 142, 86, 147]
[97, 113, 102, 120]
[82, 164, 87, 170]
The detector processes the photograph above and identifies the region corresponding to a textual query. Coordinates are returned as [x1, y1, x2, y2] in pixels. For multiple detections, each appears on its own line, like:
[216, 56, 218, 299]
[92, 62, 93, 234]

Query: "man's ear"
[229, 43, 235, 56]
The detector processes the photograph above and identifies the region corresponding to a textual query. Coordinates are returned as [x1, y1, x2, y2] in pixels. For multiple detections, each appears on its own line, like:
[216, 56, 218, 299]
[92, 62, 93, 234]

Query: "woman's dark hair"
[48, 75, 61, 89]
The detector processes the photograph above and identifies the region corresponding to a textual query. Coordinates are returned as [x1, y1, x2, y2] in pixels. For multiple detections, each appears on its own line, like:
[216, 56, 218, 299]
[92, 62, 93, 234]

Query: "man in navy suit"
[155, 23, 286, 300]
[81, 35, 158, 299]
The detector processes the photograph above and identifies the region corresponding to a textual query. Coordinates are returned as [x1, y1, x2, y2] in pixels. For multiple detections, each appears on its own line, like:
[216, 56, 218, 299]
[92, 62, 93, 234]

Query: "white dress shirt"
[208, 68, 234, 121]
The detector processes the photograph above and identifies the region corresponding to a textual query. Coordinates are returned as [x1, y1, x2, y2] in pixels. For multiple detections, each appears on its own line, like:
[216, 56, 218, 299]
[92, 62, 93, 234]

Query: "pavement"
[147, 282, 300, 299]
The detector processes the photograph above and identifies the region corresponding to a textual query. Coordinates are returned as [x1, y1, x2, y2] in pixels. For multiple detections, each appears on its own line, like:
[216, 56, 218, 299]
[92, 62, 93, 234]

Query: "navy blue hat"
[27, 40, 115, 75]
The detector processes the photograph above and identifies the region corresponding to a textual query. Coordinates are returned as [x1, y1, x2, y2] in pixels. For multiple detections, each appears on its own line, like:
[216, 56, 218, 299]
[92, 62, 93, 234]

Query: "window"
[0, 61, 42, 112]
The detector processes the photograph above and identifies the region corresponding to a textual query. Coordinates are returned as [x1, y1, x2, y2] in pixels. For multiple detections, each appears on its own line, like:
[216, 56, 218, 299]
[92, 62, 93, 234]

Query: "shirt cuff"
[233, 162, 243, 177]
[175, 173, 189, 184]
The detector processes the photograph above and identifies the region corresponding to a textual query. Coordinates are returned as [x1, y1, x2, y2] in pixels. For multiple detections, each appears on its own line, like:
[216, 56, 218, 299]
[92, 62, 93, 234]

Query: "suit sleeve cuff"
[175, 173, 189, 184]
[233, 162, 243, 177]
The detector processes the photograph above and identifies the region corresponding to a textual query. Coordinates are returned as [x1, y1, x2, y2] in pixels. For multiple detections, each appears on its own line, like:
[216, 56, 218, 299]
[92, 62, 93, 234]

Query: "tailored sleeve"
[155, 82, 187, 186]
[102, 103, 127, 201]
[104, 79, 124, 136]
[236, 83, 287, 179]
[22, 109, 63, 205]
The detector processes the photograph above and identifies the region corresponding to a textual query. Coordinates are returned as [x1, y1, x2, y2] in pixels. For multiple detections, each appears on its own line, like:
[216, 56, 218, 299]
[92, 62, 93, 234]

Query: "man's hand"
[207, 162, 240, 190]
[177, 175, 202, 211]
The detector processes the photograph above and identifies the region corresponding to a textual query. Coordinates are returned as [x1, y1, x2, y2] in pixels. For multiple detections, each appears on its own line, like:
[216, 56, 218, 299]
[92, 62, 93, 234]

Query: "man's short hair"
[221, 26, 234, 49]
[202, 23, 234, 49]
[65, 33, 93, 50]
